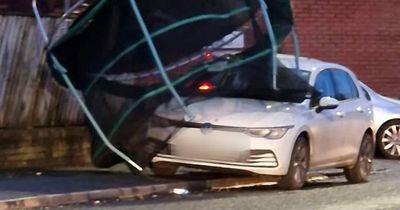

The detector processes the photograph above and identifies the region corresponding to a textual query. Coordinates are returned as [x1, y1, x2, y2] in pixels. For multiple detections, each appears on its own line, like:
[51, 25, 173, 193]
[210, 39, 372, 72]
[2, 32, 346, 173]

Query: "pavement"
[0, 165, 190, 209]
[0, 159, 393, 210]
[0, 164, 271, 209]
[0, 170, 159, 200]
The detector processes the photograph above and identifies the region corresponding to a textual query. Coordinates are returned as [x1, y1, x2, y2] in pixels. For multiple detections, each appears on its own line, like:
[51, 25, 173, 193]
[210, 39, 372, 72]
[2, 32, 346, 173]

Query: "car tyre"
[151, 162, 178, 176]
[278, 136, 309, 190]
[344, 133, 374, 183]
[376, 120, 400, 159]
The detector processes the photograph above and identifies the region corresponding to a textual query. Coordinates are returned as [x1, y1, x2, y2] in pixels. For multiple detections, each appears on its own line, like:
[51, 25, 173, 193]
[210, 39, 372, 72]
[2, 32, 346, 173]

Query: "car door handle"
[336, 112, 345, 118]
[356, 106, 364, 113]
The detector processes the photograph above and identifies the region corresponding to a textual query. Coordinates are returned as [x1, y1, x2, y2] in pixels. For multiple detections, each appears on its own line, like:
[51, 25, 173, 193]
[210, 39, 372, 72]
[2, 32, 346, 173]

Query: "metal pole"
[33, 0, 143, 172]
[291, 26, 301, 72]
[33, 0, 88, 48]
[49, 55, 143, 172]
[128, 0, 194, 119]
[61, 0, 87, 19]
[258, 0, 278, 90]
[32, 0, 49, 44]
[64, 0, 71, 13]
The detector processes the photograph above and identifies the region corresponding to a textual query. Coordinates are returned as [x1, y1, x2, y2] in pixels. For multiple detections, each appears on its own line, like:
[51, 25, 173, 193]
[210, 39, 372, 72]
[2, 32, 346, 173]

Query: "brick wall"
[282, 0, 400, 97]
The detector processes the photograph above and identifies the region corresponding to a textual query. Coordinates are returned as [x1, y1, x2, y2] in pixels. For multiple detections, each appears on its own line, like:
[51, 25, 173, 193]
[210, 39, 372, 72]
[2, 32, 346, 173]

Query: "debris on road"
[172, 188, 189, 196]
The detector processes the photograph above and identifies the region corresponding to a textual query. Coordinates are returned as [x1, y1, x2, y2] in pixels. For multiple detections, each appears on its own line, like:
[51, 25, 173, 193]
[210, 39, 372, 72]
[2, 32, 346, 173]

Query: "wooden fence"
[0, 15, 83, 129]
[0, 15, 90, 168]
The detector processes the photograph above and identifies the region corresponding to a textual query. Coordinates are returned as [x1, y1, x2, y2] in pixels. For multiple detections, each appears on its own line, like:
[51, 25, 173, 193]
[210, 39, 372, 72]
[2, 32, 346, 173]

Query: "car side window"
[312, 70, 335, 107]
[330, 69, 359, 101]
[314, 70, 335, 98]
[361, 87, 371, 101]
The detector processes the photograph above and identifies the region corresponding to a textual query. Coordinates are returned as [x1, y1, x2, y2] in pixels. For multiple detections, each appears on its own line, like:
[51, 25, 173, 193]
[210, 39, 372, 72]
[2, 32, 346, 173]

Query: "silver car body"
[359, 82, 400, 158]
[360, 82, 400, 133]
[151, 54, 374, 176]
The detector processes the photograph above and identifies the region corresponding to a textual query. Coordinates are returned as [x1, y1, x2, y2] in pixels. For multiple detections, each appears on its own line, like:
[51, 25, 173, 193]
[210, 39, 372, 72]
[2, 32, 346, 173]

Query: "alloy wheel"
[381, 125, 400, 157]
[358, 136, 374, 177]
[278, 137, 309, 190]
[293, 144, 308, 185]
[344, 133, 374, 183]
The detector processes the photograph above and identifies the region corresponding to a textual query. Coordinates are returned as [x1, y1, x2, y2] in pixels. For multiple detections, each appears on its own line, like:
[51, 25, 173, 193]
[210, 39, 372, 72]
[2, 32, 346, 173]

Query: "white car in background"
[360, 83, 400, 159]
[149, 55, 375, 190]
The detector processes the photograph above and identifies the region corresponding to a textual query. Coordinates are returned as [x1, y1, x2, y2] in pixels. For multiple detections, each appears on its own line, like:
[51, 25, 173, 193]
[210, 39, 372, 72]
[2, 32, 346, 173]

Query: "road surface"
[56, 158, 400, 210]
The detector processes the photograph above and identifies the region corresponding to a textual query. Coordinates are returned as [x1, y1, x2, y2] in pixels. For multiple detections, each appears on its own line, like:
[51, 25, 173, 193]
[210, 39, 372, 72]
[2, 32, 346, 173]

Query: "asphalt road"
[58, 158, 400, 210]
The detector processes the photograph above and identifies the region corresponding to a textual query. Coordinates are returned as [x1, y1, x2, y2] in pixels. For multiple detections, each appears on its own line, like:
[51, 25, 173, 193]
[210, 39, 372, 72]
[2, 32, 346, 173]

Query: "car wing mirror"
[316, 97, 339, 113]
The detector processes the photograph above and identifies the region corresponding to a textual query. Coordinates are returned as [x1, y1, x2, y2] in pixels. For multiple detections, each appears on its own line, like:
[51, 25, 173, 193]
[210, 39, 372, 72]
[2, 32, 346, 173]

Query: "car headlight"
[245, 126, 293, 139]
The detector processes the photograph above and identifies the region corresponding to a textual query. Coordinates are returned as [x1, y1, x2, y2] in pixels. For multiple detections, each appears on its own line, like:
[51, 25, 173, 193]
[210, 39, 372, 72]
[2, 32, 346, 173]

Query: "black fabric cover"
[46, 0, 304, 168]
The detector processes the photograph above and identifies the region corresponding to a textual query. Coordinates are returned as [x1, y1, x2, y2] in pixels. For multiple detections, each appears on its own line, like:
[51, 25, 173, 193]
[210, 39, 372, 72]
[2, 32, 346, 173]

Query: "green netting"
[46, 0, 304, 170]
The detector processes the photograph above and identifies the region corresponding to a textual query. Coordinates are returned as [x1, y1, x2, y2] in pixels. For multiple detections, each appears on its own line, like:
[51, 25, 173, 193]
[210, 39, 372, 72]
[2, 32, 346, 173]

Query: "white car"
[359, 82, 400, 159]
[149, 55, 375, 190]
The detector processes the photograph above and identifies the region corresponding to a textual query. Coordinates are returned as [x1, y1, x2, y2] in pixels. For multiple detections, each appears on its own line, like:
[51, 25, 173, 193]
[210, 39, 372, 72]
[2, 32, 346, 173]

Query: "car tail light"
[198, 81, 215, 92]
[203, 51, 214, 61]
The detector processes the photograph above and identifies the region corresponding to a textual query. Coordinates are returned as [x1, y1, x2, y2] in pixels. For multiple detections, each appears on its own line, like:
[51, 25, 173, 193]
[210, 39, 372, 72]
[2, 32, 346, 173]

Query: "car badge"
[200, 123, 213, 134]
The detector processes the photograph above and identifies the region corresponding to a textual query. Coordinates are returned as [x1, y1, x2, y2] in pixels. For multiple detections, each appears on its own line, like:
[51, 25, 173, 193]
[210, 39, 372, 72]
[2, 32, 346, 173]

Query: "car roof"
[277, 54, 339, 72]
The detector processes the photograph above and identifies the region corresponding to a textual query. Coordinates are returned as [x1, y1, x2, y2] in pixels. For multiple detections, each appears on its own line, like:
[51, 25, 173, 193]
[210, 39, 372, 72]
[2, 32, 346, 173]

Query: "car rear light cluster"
[203, 51, 214, 61]
[198, 81, 215, 93]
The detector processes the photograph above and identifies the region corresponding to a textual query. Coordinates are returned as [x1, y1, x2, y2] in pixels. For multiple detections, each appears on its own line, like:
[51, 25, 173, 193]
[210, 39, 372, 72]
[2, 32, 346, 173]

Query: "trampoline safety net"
[46, 0, 314, 171]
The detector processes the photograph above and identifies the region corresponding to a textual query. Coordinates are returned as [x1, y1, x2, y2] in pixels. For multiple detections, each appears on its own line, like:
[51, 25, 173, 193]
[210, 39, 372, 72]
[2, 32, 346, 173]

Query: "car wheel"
[376, 120, 400, 159]
[151, 162, 178, 176]
[344, 133, 374, 183]
[278, 136, 309, 190]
